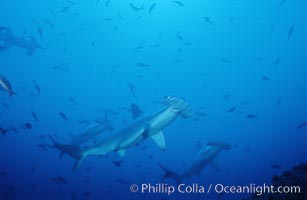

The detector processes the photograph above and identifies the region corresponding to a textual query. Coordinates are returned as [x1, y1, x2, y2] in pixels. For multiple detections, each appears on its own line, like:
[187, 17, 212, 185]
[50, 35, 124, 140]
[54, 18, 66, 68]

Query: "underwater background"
[0, 0, 306, 199]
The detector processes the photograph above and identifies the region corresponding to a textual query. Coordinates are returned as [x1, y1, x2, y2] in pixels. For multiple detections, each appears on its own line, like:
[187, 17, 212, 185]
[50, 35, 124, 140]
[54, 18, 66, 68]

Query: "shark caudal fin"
[158, 163, 181, 185]
[48, 135, 85, 172]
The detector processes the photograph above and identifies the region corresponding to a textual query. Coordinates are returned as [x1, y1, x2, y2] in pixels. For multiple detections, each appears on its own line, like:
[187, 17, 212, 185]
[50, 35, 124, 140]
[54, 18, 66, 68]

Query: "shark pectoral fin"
[210, 162, 221, 172]
[116, 149, 126, 157]
[151, 131, 166, 150]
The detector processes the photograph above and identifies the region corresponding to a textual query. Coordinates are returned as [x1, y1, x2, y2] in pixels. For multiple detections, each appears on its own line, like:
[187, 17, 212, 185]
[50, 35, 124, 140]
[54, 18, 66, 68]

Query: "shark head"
[162, 96, 193, 118]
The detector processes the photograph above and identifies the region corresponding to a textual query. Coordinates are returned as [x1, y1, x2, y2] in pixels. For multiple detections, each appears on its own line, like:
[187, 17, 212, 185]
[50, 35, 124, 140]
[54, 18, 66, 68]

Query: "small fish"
[31, 165, 36, 173]
[57, 32, 66, 38]
[66, 0, 76, 5]
[287, 25, 295, 40]
[149, 43, 160, 48]
[176, 31, 183, 40]
[193, 118, 200, 121]
[84, 166, 92, 172]
[135, 164, 142, 168]
[0, 171, 8, 176]
[37, 144, 48, 151]
[74, 27, 84, 32]
[32, 80, 41, 96]
[276, 97, 282, 107]
[271, 164, 283, 169]
[226, 106, 236, 113]
[105, 0, 111, 7]
[118, 14, 126, 22]
[43, 19, 54, 29]
[102, 17, 113, 21]
[278, 0, 287, 9]
[132, 45, 144, 51]
[133, 16, 141, 22]
[136, 62, 149, 68]
[112, 160, 123, 167]
[262, 76, 271, 81]
[2, 103, 10, 110]
[112, 25, 118, 32]
[221, 59, 232, 64]
[56, 6, 70, 14]
[53, 63, 69, 72]
[274, 58, 280, 65]
[24, 123, 32, 130]
[0, 127, 9, 135]
[130, 3, 144, 11]
[37, 28, 43, 40]
[83, 192, 91, 197]
[77, 120, 91, 125]
[31, 184, 37, 191]
[246, 114, 257, 119]
[50, 177, 61, 184]
[184, 41, 192, 46]
[5, 186, 16, 192]
[297, 122, 307, 129]
[204, 17, 215, 26]
[149, 3, 157, 14]
[37, 134, 46, 139]
[172, 0, 184, 7]
[59, 112, 68, 122]
[68, 97, 78, 106]
[195, 112, 207, 117]
[0, 75, 16, 98]
[31, 111, 39, 122]
[224, 94, 231, 102]
[58, 176, 68, 184]
[71, 192, 77, 200]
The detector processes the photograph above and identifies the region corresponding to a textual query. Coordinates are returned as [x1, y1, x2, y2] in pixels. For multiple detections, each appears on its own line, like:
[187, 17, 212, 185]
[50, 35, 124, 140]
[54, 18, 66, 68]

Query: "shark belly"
[83, 107, 180, 157]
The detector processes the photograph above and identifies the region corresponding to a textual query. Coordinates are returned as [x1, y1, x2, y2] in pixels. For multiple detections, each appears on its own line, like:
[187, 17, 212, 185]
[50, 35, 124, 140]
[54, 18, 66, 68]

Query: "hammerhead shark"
[0, 26, 44, 56]
[159, 141, 232, 184]
[49, 96, 193, 171]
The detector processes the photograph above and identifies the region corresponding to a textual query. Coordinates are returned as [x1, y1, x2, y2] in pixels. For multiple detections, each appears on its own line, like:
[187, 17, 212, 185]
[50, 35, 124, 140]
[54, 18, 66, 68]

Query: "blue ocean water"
[0, 0, 306, 199]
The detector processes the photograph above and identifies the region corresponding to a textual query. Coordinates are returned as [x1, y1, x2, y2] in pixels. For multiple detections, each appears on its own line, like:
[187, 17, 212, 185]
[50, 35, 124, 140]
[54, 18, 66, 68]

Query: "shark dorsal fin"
[116, 149, 126, 157]
[131, 103, 143, 119]
[151, 131, 166, 150]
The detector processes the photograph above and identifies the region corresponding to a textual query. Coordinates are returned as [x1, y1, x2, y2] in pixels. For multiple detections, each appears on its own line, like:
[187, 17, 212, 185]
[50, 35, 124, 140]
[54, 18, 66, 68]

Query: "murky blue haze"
[0, 0, 306, 200]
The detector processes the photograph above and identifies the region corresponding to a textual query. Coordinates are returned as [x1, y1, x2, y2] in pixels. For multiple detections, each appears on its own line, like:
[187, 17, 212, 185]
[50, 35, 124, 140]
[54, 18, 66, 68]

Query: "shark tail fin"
[48, 135, 85, 172]
[158, 163, 181, 185]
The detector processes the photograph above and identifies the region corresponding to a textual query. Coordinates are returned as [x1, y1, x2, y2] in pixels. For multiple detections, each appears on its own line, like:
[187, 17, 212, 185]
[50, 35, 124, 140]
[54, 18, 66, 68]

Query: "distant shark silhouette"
[49, 96, 193, 171]
[159, 141, 232, 184]
[0, 26, 44, 56]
